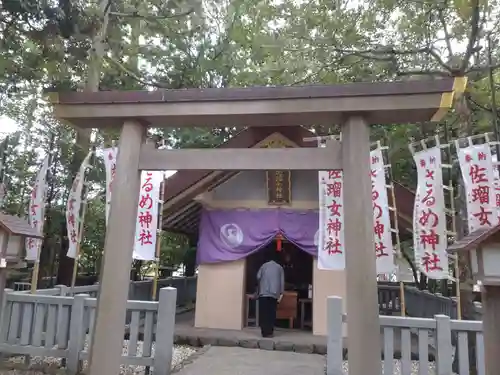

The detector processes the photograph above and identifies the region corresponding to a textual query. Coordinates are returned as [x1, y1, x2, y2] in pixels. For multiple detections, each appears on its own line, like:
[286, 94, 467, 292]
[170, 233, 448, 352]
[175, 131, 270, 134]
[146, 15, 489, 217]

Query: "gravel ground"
[171, 346, 452, 375]
[0, 342, 457, 375]
[339, 360, 448, 374]
[0, 338, 197, 374]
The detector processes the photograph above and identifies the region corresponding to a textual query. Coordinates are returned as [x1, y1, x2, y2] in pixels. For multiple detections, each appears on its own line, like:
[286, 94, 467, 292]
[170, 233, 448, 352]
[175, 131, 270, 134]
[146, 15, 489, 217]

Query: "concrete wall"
[210, 170, 319, 203]
[194, 259, 246, 330]
[195, 253, 348, 335]
[312, 258, 347, 336]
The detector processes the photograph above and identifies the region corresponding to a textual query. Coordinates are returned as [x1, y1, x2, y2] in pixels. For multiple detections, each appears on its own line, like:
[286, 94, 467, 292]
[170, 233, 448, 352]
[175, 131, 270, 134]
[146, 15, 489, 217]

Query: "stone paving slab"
[174, 346, 326, 375]
[174, 311, 436, 360]
[175, 325, 328, 353]
[174, 325, 433, 359]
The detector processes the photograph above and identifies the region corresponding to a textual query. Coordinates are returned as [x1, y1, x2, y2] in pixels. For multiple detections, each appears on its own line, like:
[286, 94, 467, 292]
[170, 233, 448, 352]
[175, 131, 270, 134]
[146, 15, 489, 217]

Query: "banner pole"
[447, 140, 462, 320]
[441, 128, 461, 320]
[379, 139, 406, 316]
[31, 153, 52, 294]
[388, 182, 406, 317]
[450, 184, 462, 320]
[70, 201, 87, 289]
[30, 258, 41, 294]
[151, 177, 165, 301]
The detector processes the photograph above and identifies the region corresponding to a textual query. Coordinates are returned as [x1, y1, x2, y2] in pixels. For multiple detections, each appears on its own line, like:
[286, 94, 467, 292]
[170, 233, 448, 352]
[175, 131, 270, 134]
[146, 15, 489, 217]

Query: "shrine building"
[162, 125, 415, 336]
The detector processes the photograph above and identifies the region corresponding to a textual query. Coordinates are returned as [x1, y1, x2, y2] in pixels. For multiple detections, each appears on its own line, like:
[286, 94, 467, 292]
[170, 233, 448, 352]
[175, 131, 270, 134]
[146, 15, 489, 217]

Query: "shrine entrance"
[50, 78, 465, 375]
[245, 238, 314, 331]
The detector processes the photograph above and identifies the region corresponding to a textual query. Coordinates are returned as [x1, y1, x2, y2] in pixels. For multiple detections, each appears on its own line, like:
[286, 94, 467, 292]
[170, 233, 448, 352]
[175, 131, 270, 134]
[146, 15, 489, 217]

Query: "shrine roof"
[53, 79, 456, 104]
[161, 126, 417, 235]
[48, 78, 466, 128]
[448, 226, 500, 253]
[0, 213, 43, 238]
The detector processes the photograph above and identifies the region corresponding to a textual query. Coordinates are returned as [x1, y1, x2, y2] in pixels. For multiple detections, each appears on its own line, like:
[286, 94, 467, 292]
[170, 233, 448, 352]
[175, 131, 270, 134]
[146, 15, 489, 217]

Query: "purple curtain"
[197, 208, 318, 264]
[279, 210, 318, 256]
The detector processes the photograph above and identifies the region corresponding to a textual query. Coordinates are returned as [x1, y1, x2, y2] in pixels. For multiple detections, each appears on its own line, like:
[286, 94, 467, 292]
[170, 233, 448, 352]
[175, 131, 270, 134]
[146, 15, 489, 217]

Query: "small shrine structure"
[0, 212, 42, 267]
[448, 225, 500, 375]
[0, 212, 44, 303]
[161, 125, 417, 335]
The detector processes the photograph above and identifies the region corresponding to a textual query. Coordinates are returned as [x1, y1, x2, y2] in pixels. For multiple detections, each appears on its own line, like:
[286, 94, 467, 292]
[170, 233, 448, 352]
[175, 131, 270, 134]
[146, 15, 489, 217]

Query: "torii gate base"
[49, 79, 465, 375]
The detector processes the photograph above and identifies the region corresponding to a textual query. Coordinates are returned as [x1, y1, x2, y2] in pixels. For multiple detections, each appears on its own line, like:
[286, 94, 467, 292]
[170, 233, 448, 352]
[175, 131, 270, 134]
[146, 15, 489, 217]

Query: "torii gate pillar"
[342, 116, 381, 375]
[88, 120, 145, 375]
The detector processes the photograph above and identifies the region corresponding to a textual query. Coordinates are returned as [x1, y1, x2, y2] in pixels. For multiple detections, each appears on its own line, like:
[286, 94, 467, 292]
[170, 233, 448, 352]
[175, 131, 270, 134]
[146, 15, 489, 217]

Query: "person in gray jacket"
[256, 251, 284, 337]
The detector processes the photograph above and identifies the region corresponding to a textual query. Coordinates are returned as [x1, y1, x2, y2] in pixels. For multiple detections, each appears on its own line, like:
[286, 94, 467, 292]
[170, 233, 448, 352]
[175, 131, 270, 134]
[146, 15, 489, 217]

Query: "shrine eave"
[161, 176, 420, 236]
[48, 78, 467, 129]
[159, 126, 422, 236]
[448, 226, 500, 253]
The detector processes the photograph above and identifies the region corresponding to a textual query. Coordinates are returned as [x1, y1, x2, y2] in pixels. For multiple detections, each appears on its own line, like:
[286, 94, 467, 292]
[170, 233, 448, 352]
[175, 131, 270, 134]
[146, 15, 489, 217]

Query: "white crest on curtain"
[219, 223, 244, 249]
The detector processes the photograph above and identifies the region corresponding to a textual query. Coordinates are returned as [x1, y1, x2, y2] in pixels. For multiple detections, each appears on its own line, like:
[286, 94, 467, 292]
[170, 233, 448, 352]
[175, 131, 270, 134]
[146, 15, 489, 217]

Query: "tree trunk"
[418, 273, 427, 290]
[184, 237, 197, 277]
[56, 0, 111, 285]
[130, 261, 142, 281]
[401, 247, 419, 285]
[184, 254, 196, 277]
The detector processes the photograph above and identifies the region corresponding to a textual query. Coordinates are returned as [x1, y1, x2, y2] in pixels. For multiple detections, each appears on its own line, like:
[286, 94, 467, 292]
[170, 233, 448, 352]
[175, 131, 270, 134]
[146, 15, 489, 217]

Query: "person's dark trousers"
[258, 296, 278, 337]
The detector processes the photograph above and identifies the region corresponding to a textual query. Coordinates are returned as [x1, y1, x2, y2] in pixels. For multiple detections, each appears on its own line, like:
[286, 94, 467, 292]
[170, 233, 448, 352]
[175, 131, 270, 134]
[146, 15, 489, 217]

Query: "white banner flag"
[491, 152, 500, 225]
[26, 155, 50, 261]
[0, 183, 5, 207]
[103, 147, 117, 225]
[370, 148, 395, 274]
[413, 147, 448, 279]
[133, 171, 163, 260]
[66, 151, 92, 259]
[494, 179, 500, 225]
[317, 168, 346, 270]
[317, 142, 396, 272]
[458, 144, 496, 232]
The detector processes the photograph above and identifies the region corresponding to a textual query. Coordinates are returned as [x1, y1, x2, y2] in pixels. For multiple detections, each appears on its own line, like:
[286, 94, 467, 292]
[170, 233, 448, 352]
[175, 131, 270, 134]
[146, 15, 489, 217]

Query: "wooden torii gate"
[49, 78, 466, 375]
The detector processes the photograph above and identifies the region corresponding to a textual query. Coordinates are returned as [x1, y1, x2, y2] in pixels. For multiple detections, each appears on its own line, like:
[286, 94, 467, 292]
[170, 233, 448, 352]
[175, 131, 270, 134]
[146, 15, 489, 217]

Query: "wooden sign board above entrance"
[260, 136, 293, 206]
[267, 170, 291, 205]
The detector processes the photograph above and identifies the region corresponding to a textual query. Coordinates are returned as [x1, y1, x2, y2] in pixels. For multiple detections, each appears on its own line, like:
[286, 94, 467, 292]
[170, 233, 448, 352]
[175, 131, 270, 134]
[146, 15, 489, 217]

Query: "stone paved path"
[175, 346, 325, 375]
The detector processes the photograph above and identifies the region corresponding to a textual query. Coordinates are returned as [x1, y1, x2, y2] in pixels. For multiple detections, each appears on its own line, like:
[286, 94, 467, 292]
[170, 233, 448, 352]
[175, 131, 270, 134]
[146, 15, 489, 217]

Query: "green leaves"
[453, 0, 474, 20]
